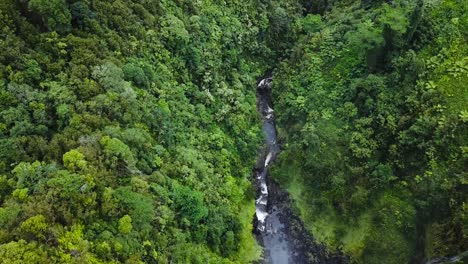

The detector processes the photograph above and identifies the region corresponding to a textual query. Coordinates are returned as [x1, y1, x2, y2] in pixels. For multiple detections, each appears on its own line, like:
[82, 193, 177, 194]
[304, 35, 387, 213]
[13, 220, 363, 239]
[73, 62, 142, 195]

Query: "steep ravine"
[253, 78, 348, 264]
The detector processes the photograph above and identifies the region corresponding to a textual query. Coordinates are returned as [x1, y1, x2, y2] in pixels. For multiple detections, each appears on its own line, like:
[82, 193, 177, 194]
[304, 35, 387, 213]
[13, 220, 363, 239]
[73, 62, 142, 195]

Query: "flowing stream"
[252, 77, 465, 264]
[253, 78, 347, 264]
[255, 77, 279, 231]
[253, 76, 468, 264]
[254, 77, 291, 264]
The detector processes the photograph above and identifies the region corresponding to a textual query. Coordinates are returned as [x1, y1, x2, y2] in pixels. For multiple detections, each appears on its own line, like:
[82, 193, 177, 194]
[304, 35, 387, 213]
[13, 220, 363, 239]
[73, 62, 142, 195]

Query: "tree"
[28, 0, 71, 33]
[91, 62, 128, 92]
[20, 214, 48, 239]
[171, 184, 208, 226]
[160, 15, 189, 50]
[70, 1, 95, 29]
[100, 136, 136, 173]
[118, 215, 132, 234]
[0, 240, 48, 263]
[63, 149, 87, 172]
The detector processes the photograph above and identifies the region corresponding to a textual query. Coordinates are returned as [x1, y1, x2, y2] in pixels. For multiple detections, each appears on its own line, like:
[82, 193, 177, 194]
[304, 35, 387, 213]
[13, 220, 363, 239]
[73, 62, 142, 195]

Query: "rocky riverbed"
[253, 77, 348, 264]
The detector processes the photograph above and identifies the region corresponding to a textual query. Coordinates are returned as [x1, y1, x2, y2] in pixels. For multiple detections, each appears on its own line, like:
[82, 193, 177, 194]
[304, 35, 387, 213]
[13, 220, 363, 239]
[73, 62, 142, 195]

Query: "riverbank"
[253, 78, 348, 264]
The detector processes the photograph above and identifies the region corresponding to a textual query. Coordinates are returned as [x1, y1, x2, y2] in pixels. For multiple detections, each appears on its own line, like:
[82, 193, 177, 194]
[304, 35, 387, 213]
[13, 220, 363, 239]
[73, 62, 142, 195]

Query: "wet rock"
[253, 77, 348, 264]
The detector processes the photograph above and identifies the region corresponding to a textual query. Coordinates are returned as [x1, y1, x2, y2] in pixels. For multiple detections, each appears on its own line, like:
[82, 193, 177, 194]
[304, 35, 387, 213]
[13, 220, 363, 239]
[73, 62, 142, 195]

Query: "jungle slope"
[271, 0, 467, 263]
[0, 0, 302, 263]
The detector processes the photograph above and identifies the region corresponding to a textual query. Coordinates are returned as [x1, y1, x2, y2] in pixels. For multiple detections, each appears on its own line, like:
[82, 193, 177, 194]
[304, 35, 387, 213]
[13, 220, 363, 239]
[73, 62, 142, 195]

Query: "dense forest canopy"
[0, 0, 302, 262]
[271, 0, 467, 263]
[0, 0, 466, 263]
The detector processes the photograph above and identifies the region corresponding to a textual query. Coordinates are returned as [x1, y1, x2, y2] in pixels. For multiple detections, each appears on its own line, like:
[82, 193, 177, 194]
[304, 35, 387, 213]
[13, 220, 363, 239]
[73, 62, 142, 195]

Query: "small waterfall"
[254, 77, 289, 263]
[253, 78, 349, 264]
[255, 77, 278, 232]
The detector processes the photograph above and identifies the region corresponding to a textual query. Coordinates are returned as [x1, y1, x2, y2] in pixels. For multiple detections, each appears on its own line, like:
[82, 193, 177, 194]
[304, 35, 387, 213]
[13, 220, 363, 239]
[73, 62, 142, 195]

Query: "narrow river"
[254, 77, 289, 264]
[253, 77, 348, 264]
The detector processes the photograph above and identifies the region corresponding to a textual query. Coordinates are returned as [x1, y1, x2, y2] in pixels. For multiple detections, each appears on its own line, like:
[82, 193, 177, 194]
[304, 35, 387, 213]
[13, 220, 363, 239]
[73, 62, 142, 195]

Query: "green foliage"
[20, 215, 48, 239]
[114, 187, 154, 235]
[55, 224, 101, 263]
[100, 136, 136, 173]
[118, 215, 132, 235]
[0, 202, 21, 232]
[28, 0, 71, 33]
[379, 3, 410, 34]
[3, 0, 464, 262]
[122, 63, 147, 88]
[0, 240, 48, 263]
[161, 15, 190, 50]
[92, 62, 128, 93]
[271, 0, 468, 262]
[63, 149, 87, 172]
[12, 188, 28, 201]
[297, 14, 322, 34]
[70, 1, 95, 29]
[171, 184, 208, 226]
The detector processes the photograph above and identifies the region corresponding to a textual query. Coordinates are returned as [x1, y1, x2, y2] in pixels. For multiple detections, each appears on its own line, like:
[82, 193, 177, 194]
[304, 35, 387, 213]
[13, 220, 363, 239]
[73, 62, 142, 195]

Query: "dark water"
[253, 78, 348, 264]
[255, 78, 290, 263]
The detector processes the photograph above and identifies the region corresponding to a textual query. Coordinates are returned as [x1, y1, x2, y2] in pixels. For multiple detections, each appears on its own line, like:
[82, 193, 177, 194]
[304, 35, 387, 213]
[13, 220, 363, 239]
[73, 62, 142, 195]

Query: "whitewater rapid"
[254, 78, 290, 263]
[253, 78, 349, 264]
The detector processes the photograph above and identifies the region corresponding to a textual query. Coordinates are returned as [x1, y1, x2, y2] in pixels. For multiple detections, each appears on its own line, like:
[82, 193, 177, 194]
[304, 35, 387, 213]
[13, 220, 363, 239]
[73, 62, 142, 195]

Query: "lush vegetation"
[0, 0, 304, 262]
[271, 0, 467, 263]
[1, 0, 466, 263]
